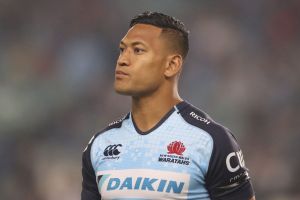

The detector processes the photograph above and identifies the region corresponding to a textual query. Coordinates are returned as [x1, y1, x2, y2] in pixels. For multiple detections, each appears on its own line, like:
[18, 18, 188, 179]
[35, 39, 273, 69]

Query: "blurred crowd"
[0, 0, 299, 199]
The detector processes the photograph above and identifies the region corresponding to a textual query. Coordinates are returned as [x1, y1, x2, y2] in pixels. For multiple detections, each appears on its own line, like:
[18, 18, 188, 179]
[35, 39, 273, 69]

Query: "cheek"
[134, 59, 164, 84]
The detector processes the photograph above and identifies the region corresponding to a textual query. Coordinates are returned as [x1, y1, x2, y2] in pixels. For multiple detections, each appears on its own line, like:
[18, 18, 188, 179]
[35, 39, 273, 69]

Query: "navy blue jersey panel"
[177, 102, 254, 200]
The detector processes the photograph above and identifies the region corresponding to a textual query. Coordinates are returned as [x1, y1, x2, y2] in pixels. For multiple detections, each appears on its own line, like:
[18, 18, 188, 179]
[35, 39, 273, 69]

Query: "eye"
[119, 47, 124, 53]
[134, 47, 144, 54]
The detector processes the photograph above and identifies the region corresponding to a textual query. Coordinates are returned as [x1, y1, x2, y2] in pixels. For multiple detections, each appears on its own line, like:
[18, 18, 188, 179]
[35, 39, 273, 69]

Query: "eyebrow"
[120, 40, 147, 47]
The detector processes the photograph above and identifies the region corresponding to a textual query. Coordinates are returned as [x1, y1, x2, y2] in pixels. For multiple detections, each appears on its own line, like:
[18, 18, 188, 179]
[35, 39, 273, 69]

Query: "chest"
[91, 128, 212, 199]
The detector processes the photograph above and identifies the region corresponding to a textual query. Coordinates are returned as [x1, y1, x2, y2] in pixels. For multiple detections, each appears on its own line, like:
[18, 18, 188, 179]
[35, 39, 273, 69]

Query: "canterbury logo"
[104, 144, 122, 156]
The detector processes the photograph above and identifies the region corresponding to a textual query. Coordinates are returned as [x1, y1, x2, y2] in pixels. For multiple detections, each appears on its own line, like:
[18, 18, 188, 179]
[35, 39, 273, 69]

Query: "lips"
[115, 70, 129, 78]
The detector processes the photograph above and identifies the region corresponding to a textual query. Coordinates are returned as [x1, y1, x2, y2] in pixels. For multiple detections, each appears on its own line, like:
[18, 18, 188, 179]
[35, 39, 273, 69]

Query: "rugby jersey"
[81, 101, 254, 200]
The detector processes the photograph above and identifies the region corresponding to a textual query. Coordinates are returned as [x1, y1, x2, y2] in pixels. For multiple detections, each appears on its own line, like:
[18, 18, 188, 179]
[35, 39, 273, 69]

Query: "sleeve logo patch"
[226, 150, 245, 172]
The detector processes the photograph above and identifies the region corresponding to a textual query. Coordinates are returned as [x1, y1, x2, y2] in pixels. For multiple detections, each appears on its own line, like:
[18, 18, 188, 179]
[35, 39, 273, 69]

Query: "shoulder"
[177, 101, 236, 143]
[177, 101, 241, 167]
[97, 113, 130, 137]
[81, 114, 129, 199]
[177, 101, 254, 199]
[83, 113, 130, 152]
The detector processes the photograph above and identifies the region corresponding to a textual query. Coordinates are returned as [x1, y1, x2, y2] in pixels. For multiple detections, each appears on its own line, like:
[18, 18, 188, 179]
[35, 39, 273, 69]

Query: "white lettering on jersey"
[189, 112, 211, 125]
[226, 150, 245, 172]
[96, 169, 190, 199]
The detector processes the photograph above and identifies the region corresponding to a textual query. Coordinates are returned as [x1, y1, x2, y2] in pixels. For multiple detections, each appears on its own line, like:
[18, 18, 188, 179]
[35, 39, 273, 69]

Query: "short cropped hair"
[130, 11, 189, 59]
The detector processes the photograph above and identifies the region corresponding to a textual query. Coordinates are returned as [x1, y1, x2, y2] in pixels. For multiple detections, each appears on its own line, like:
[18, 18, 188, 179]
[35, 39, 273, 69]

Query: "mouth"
[115, 70, 129, 78]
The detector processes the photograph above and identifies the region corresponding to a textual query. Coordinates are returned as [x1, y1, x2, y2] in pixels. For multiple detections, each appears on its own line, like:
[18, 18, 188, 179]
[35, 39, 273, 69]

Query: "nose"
[117, 50, 130, 67]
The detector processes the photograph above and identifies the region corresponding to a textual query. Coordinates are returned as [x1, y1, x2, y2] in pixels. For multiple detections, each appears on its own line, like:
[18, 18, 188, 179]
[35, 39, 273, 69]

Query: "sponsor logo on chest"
[97, 169, 190, 199]
[158, 141, 190, 165]
[102, 144, 122, 160]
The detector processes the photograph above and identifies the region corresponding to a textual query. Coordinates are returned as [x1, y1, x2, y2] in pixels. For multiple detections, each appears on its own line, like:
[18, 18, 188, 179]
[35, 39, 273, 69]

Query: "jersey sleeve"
[81, 136, 101, 200]
[205, 127, 254, 200]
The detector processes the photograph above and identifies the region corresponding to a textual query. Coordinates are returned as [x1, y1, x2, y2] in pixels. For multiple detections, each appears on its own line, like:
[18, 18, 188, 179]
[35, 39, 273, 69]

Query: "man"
[81, 11, 255, 200]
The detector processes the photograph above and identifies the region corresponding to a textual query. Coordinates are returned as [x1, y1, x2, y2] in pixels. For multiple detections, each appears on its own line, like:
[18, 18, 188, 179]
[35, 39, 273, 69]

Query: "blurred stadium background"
[0, 0, 299, 199]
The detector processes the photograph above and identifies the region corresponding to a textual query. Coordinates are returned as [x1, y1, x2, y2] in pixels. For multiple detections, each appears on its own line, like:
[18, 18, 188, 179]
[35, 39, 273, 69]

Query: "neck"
[131, 86, 182, 132]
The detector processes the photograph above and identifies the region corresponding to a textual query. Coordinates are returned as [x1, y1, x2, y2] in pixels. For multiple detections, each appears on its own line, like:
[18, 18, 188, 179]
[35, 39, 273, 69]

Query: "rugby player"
[81, 11, 255, 200]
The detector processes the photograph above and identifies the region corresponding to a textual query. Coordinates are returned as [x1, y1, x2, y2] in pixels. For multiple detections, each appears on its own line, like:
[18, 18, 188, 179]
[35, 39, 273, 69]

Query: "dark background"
[0, 0, 299, 199]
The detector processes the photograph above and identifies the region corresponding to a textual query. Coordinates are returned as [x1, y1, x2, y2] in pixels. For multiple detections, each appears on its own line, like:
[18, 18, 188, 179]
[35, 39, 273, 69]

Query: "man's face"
[114, 24, 169, 97]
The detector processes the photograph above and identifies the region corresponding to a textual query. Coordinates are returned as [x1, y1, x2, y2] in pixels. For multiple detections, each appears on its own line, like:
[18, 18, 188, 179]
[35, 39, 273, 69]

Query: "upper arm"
[205, 128, 255, 200]
[81, 137, 101, 200]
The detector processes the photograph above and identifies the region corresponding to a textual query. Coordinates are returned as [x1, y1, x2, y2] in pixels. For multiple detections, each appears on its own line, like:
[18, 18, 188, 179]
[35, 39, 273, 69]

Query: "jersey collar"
[131, 101, 187, 135]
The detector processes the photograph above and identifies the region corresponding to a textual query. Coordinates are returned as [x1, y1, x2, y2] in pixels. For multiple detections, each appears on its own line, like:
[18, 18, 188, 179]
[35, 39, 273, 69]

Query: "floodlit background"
[0, 0, 299, 199]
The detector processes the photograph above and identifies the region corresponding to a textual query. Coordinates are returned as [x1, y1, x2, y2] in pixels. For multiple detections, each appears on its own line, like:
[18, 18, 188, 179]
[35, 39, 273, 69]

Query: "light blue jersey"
[82, 101, 254, 200]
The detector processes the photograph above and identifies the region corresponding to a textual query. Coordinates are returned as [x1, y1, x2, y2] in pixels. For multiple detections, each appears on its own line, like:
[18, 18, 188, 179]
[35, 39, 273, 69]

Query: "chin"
[114, 86, 132, 96]
[115, 90, 132, 96]
[115, 87, 145, 97]
[114, 81, 136, 95]
[114, 83, 152, 97]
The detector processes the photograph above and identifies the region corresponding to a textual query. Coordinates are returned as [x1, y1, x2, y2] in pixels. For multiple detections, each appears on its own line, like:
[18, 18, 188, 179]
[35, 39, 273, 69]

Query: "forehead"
[121, 24, 163, 45]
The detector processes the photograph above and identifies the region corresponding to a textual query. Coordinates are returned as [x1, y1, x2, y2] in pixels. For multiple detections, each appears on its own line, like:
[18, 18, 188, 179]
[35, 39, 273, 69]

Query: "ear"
[164, 54, 183, 78]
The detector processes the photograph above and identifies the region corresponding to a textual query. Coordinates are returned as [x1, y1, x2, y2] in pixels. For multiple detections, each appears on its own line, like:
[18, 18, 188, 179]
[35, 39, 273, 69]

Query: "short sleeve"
[81, 137, 101, 200]
[205, 128, 254, 200]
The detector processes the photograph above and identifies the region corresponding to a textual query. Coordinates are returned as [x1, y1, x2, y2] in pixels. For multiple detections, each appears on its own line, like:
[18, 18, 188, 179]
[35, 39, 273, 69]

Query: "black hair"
[130, 11, 189, 59]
